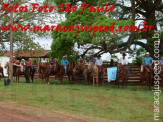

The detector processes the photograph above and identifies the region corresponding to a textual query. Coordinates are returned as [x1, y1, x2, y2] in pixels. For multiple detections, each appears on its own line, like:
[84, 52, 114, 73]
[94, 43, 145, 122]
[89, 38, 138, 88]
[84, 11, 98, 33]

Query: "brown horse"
[5, 62, 22, 82]
[148, 62, 163, 91]
[83, 65, 92, 84]
[73, 63, 85, 84]
[88, 62, 99, 86]
[116, 64, 128, 88]
[0, 66, 4, 81]
[140, 63, 151, 90]
[39, 63, 51, 84]
[53, 62, 64, 84]
[67, 62, 76, 83]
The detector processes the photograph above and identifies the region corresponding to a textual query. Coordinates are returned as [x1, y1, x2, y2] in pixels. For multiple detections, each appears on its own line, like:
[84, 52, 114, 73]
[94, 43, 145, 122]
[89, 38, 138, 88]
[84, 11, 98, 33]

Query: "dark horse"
[0, 66, 4, 81]
[53, 62, 64, 84]
[116, 64, 128, 88]
[24, 66, 35, 83]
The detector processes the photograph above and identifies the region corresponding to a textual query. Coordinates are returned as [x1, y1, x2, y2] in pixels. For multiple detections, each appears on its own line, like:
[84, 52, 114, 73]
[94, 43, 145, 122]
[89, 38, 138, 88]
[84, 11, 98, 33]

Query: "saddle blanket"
[107, 67, 117, 82]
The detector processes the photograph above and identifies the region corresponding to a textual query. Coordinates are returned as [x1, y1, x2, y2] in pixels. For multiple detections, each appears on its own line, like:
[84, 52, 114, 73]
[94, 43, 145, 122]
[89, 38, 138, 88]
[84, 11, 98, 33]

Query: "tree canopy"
[50, 0, 163, 60]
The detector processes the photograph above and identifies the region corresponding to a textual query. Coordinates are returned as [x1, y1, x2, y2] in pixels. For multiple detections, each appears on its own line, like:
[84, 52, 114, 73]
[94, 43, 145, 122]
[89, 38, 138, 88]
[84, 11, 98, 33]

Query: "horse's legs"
[96, 76, 98, 86]
[93, 76, 95, 86]
[47, 76, 49, 85]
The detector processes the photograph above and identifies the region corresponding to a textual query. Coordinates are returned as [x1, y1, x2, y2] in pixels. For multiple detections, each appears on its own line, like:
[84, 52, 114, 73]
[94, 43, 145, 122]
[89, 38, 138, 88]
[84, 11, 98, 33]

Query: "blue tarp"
[107, 67, 117, 82]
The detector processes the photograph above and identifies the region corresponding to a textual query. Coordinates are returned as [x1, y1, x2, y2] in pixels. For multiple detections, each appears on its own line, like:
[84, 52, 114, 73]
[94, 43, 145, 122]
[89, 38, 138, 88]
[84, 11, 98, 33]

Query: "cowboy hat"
[13, 56, 16, 58]
[21, 59, 25, 61]
[89, 53, 93, 56]
[63, 56, 66, 58]
[146, 52, 150, 55]
[122, 53, 126, 56]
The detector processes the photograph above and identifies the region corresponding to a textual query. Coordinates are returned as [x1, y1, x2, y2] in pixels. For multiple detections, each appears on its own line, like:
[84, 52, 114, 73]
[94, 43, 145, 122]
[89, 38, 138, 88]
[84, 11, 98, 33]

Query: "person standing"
[118, 53, 129, 76]
[61, 56, 69, 75]
[142, 52, 153, 67]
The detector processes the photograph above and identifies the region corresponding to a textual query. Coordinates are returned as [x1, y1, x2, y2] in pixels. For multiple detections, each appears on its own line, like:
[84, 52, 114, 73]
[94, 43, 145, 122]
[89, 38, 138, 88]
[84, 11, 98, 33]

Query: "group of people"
[12, 52, 163, 76]
[13, 56, 33, 72]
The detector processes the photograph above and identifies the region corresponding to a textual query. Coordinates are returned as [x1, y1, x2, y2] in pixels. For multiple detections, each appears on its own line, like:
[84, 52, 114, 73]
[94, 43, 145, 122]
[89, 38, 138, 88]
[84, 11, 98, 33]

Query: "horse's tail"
[2, 72, 4, 78]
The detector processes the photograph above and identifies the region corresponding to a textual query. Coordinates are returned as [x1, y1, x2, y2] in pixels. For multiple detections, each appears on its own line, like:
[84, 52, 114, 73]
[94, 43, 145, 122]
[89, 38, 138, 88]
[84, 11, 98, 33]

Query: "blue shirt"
[142, 57, 153, 66]
[61, 59, 69, 66]
[89, 57, 96, 63]
[160, 59, 163, 65]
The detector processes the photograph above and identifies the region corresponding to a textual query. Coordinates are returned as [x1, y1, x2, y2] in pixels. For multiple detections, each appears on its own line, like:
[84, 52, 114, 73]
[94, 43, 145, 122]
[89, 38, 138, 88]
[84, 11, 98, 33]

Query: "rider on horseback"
[20, 59, 26, 72]
[61, 56, 69, 75]
[48, 57, 55, 75]
[27, 58, 33, 71]
[95, 55, 103, 77]
[118, 53, 129, 76]
[142, 52, 153, 68]
[13, 56, 17, 65]
[89, 54, 96, 64]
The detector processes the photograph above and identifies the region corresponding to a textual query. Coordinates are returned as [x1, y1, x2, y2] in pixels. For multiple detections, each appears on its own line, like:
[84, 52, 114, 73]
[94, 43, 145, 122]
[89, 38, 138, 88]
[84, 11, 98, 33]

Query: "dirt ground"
[0, 102, 112, 122]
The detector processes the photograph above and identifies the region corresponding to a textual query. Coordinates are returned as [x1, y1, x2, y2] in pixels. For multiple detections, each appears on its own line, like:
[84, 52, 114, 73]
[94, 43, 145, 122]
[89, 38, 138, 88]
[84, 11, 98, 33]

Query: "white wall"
[0, 57, 10, 76]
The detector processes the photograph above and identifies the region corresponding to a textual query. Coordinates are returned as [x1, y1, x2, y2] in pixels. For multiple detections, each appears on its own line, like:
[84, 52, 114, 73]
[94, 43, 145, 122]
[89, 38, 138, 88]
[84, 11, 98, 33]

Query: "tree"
[0, 0, 55, 51]
[50, 0, 163, 59]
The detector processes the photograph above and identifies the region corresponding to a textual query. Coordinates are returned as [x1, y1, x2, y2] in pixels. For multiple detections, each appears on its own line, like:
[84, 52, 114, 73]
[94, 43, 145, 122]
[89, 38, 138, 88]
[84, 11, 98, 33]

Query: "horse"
[5, 62, 22, 83]
[39, 63, 51, 84]
[73, 63, 85, 84]
[24, 66, 35, 83]
[0, 66, 4, 81]
[83, 65, 92, 84]
[148, 62, 163, 91]
[88, 62, 98, 86]
[96, 66, 107, 85]
[67, 62, 76, 83]
[53, 62, 64, 84]
[140, 63, 151, 90]
[116, 64, 128, 88]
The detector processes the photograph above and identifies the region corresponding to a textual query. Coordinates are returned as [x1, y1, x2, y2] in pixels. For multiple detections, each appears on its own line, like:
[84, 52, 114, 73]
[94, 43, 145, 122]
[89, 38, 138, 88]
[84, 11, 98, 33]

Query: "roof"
[0, 50, 51, 58]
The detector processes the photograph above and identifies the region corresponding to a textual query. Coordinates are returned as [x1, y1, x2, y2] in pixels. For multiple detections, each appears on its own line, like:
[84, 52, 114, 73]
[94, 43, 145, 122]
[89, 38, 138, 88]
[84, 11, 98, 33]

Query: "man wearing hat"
[13, 56, 17, 64]
[27, 58, 34, 71]
[20, 59, 26, 72]
[118, 53, 129, 76]
[61, 56, 69, 75]
[95, 55, 103, 77]
[89, 54, 96, 64]
[142, 52, 153, 67]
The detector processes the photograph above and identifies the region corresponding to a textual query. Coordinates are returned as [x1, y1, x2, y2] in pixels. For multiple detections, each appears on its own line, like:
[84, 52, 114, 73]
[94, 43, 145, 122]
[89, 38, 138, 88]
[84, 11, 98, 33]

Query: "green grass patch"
[0, 78, 162, 121]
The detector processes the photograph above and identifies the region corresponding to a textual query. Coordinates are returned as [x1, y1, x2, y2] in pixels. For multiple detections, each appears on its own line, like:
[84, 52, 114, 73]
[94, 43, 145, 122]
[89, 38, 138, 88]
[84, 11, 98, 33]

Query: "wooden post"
[9, 0, 14, 82]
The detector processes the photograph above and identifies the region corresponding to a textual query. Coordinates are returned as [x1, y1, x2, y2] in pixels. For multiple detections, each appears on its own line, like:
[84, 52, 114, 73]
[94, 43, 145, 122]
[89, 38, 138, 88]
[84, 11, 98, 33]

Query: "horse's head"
[140, 64, 144, 73]
[4, 62, 9, 69]
[73, 63, 80, 75]
[53, 62, 59, 72]
[88, 62, 94, 70]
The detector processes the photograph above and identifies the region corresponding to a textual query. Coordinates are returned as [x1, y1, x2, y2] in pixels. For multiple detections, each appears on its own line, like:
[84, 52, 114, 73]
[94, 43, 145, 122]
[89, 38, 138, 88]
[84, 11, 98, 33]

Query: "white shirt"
[41, 59, 47, 63]
[118, 57, 128, 65]
[95, 59, 103, 66]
